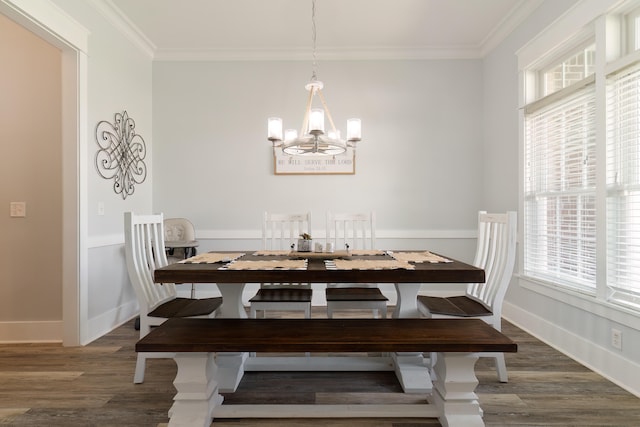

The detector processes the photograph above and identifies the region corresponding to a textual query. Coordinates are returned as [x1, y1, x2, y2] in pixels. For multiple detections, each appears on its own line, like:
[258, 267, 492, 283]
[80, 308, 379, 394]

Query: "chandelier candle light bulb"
[347, 118, 362, 141]
[284, 129, 298, 142]
[309, 109, 325, 133]
[267, 117, 283, 142]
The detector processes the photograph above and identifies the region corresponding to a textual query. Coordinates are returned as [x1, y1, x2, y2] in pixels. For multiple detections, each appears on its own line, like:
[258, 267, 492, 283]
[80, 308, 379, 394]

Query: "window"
[522, 3, 640, 311]
[606, 63, 640, 308]
[626, 6, 640, 51]
[541, 44, 596, 96]
[524, 74, 597, 292]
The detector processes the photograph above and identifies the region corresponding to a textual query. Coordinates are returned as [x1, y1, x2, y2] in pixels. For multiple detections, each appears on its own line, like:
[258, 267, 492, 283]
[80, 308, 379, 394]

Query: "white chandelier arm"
[300, 86, 316, 135]
[316, 89, 338, 135]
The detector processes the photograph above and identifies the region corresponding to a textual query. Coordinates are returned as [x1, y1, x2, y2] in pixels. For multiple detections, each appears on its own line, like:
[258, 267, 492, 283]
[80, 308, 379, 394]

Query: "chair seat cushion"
[326, 287, 388, 302]
[417, 295, 492, 317]
[249, 288, 312, 303]
[149, 297, 222, 318]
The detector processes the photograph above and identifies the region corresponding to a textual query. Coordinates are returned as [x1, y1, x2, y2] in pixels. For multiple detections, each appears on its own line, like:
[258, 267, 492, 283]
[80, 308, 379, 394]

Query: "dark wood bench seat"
[137, 317, 516, 353]
[136, 318, 516, 427]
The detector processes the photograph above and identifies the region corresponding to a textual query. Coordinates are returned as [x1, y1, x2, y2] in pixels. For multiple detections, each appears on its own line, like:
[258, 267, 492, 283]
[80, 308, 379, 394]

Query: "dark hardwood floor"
[1, 308, 638, 426]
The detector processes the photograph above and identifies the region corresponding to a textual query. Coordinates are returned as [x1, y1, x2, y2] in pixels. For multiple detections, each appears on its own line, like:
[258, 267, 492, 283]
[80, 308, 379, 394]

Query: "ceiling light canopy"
[267, 0, 361, 156]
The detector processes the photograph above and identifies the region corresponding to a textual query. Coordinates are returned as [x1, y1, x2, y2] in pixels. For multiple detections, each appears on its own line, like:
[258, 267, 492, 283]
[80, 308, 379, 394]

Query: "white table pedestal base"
[215, 283, 247, 318]
[392, 352, 433, 393]
[215, 352, 248, 392]
[167, 351, 485, 427]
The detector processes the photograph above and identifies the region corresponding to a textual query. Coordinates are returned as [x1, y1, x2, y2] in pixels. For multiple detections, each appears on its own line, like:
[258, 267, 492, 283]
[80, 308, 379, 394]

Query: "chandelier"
[267, 0, 361, 156]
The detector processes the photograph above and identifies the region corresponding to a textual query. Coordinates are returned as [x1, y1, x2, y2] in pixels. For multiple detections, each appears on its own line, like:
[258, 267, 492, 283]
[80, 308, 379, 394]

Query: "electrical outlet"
[611, 328, 622, 350]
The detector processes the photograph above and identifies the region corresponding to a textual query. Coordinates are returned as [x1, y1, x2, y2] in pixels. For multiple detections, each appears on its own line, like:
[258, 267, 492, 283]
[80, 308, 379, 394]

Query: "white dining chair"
[248, 211, 313, 318]
[124, 212, 222, 383]
[325, 211, 388, 318]
[417, 211, 517, 382]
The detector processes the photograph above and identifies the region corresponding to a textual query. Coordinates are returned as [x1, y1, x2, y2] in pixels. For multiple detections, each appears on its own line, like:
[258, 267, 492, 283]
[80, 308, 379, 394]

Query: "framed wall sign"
[273, 147, 356, 175]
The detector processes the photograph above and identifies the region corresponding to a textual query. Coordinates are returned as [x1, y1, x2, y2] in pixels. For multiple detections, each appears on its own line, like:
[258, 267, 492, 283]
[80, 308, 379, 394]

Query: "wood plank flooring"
[1, 308, 639, 426]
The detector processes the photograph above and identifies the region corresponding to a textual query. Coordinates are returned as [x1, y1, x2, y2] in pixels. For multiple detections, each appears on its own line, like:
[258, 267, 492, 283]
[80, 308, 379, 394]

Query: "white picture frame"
[273, 147, 356, 175]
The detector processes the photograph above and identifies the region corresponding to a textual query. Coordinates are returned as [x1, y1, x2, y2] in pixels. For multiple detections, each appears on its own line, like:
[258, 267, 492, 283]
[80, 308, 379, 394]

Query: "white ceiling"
[105, 0, 543, 60]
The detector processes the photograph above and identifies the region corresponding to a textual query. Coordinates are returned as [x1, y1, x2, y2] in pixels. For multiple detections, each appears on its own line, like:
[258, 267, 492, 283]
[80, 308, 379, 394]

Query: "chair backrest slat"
[326, 212, 376, 251]
[124, 212, 176, 313]
[466, 211, 517, 324]
[261, 212, 311, 288]
[262, 212, 311, 251]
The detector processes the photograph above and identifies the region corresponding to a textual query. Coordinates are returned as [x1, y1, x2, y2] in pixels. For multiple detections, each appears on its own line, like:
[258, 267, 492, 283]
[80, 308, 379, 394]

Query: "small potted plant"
[297, 233, 313, 252]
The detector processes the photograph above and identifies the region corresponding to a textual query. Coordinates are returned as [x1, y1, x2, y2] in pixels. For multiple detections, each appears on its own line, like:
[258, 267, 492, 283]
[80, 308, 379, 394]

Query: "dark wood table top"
[154, 251, 484, 284]
[136, 318, 517, 354]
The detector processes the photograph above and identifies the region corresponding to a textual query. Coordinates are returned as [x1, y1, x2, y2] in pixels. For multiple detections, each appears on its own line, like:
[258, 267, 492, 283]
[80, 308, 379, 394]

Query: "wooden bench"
[136, 318, 517, 427]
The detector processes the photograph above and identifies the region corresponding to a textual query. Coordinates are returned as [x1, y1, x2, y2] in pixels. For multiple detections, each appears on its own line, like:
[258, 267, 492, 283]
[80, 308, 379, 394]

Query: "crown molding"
[88, 0, 155, 59]
[88, 0, 541, 62]
[480, 0, 545, 57]
[153, 45, 484, 62]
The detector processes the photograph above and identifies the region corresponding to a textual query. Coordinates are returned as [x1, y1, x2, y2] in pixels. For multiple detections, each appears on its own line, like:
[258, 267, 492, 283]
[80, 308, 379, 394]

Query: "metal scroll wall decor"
[95, 111, 147, 199]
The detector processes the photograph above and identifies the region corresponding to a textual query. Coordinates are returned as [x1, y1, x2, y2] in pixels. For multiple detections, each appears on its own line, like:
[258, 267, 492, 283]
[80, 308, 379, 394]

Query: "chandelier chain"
[311, 0, 318, 81]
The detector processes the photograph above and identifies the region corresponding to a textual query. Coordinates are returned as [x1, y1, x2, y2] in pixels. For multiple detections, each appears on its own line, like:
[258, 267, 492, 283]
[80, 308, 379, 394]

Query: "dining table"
[153, 249, 484, 393]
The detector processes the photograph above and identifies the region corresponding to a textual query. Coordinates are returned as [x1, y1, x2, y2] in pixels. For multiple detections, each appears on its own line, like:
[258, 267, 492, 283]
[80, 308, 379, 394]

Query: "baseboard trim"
[0, 320, 63, 343]
[84, 300, 139, 345]
[503, 301, 640, 398]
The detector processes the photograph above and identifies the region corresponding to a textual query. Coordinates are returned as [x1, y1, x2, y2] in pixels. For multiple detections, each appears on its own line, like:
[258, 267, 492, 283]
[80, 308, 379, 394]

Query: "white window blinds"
[606, 63, 640, 308]
[524, 84, 597, 291]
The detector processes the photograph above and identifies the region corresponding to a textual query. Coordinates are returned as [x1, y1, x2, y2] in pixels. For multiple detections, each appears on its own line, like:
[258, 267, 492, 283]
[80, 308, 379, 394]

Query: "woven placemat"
[221, 259, 308, 270]
[180, 252, 245, 264]
[253, 250, 291, 256]
[389, 251, 452, 263]
[326, 259, 414, 270]
[348, 249, 387, 256]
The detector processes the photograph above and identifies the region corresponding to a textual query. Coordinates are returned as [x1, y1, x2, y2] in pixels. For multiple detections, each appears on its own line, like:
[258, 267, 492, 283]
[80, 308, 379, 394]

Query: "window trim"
[525, 74, 595, 114]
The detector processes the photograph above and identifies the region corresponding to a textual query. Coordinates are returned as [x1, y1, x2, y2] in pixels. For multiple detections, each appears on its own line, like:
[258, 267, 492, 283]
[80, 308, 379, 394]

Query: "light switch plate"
[10, 202, 26, 217]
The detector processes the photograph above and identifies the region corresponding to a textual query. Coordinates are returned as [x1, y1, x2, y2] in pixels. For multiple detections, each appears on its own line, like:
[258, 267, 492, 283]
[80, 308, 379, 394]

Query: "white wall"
[152, 59, 485, 237]
[483, 0, 640, 396]
[67, 0, 154, 342]
[23, 0, 154, 343]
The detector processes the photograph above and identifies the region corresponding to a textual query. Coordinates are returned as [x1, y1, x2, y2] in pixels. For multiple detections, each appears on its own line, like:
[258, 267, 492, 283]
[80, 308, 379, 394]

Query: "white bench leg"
[430, 352, 483, 427]
[169, 353, 223, 427]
